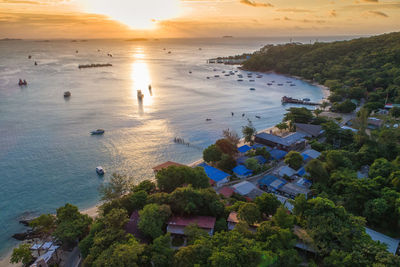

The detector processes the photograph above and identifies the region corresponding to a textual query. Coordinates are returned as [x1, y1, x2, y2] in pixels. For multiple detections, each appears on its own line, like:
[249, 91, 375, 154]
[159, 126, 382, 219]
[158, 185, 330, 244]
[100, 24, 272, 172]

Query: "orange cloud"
[240, 0, 273, 7]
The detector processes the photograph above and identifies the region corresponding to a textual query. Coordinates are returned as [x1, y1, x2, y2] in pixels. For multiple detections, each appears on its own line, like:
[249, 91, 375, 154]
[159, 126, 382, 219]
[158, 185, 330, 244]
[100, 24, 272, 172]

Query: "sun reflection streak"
[131, 49, 153, 108]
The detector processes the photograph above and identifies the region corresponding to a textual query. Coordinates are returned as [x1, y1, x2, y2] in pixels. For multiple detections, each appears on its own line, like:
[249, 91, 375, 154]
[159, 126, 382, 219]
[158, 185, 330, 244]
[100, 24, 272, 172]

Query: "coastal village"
[13, 99, 400, 266]
[8, 32, 400, 267]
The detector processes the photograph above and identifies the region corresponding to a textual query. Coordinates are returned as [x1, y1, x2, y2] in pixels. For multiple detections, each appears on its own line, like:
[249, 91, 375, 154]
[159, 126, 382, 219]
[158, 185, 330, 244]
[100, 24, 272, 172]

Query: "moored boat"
[91, 129, 105, 135]
[96, 166, 105, 175]
[64, 91, 71, 97]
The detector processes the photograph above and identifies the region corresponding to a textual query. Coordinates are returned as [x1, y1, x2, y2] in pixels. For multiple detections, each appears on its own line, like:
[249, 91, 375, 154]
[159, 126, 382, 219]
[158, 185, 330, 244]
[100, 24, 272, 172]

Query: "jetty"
[78, 63, 112, 69]
[281, 96, 319, 106]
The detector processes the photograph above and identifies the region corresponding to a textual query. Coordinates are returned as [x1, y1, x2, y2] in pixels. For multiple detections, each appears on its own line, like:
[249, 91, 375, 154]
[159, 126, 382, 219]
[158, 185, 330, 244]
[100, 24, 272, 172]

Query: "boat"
[18, 79, 27, 86]
[96, 166, 105, 175]
[64, 91, 71, 97]
[28, 55, 31, 59]
[249, 88, 256, 91]
[34, 61, 37, 66]
[168, 51, 171, 54]
[213, 69, 217, 71]
[237, 79, 243, 82]
[286, 81, 292, 83]
[238, 75, 243, 78]
[290, 84, 296, 86]
[137, 90, 144, 99]
[256, 75, 263, 78]
[277, 83, 283, 86]
[206, 118, 212, 121]
[214, 75, 220, 77]
[222, 71, 225, 73]
[189, 71, 192, 74]
[207, 77, 210, 79]
[249, 79, 255, 82]
[91, 129, 105, 135]
[267, 83, 272, 86]
[224, 74, 230, 76]
[255, 115, 261, 119]
[271, 80, 275, 83]
[303, 98, 311, 102]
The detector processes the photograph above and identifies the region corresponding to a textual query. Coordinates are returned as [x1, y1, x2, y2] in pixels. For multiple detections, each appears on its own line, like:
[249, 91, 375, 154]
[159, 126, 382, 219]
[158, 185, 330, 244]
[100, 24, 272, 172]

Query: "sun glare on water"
[82, 0, 181, 29]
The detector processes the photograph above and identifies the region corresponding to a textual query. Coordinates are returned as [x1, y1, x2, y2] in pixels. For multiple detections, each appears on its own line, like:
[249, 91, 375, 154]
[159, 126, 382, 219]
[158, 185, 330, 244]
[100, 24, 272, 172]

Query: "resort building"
[295, 123, 324, 138]
[167, 216, 216, 236]
[152, 161, 185, 174]
[237, 145, 252, 155]
[197, 163, 230, 187]
[254, 132, 306, 151]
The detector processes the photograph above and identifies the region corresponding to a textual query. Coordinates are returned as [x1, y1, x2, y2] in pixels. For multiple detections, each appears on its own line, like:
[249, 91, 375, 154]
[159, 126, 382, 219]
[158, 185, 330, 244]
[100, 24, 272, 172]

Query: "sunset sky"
[0, 0, 399, 39]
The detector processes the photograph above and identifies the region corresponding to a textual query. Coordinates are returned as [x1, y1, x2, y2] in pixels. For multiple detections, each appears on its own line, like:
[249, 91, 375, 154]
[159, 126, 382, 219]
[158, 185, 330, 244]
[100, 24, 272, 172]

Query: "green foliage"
[138, 204, 171, 239]
[272, 206, 294, 229]
[151, 233, 174, 267]
[129, 190, 148, 211]
[369, 158, 394, 178]
[203, 144, 222, 163]
[305, 159, 329, 183]
[283, 107, 314, 124]
[92, 235, 144, 267]
[255, 147, 270, 159]
[390, 106, 400, 118]
[10, 243, 32, 265]
[214, 217, 228, 232]
[184, 224, 209, 245]
[217, 153, 236, 172]
[238, 203, 261, 225]
[245, 157, 260, 172]
[255, 193, 281, 216]
[242, 119, 256, 144]
[54, 203, 92, 246]
[284, 151, 303, 170]
[99, 173, 130, 201]
[156, 165, 209, 193]
[29, 214, 55, 235]
[332, 99, 357, 113]
[132, 180, 156, 194]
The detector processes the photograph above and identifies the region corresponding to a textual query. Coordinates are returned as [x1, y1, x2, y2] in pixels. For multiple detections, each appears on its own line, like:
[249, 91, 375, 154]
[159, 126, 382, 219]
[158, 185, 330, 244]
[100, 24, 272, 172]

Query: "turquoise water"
[0, 37, 330, 254]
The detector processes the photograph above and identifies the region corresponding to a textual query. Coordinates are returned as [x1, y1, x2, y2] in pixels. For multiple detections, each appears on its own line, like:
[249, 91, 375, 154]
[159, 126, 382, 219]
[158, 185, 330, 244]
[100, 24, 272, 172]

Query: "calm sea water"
[0, 36, 350, 255]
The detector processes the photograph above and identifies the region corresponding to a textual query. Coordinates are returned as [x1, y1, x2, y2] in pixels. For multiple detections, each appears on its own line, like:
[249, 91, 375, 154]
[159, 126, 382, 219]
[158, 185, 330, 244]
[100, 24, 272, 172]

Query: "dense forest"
[243, 32, 400, 112]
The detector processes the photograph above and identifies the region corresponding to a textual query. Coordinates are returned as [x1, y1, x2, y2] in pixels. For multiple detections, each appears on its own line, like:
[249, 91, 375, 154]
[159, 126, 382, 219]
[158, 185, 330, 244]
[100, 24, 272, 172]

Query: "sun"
[81, 0, 181, 30]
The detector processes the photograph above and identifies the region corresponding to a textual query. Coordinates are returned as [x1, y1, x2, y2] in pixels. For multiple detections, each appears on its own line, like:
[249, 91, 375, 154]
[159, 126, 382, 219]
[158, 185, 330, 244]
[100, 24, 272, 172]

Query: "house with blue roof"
[296, 167, 307, 177]
[198, 163, 230, 187]
[232, 165, 253, 179]
[237, 145, 252, 154]
[270, 149, 287, 160]
[258, 175, 287, 192]
[252, 143, 272, 151]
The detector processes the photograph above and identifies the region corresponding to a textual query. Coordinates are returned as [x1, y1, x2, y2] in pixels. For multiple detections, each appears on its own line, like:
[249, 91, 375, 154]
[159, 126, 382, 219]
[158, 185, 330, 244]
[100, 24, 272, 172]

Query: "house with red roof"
[167, 215, 216, 236]
[218, 186, 234, 198]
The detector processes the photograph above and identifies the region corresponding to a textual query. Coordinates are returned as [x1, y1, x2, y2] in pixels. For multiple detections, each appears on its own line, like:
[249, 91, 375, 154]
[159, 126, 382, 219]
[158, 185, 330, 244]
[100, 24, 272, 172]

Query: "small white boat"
[96, 166, 105, 175]
[91, 129, 105, 135]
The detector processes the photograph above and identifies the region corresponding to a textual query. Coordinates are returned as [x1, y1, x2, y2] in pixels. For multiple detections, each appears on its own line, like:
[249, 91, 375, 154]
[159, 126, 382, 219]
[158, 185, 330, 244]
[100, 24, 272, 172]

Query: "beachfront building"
[197, 163, 230, 187]
[232, 165, 253, 178]
[30, 242, 60, 267]
[295, 123, 324, 138]
[152, 161, 185, 174]
[167, 216, 216, 236]
[254, 132, 306, 152]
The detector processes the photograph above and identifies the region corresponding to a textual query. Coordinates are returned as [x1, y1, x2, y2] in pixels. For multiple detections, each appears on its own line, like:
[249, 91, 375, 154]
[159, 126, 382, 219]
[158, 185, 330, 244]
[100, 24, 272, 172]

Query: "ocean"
[0, 36, 349, 255]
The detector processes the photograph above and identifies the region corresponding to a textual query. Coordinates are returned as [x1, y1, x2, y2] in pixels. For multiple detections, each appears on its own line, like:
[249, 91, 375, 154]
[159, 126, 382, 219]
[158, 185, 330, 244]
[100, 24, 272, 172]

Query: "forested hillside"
[243, 32, 400, 111]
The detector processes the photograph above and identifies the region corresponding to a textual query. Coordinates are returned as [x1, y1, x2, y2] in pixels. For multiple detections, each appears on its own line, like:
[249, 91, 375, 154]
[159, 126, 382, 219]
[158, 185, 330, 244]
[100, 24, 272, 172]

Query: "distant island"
[222, 35, 234, 38]
[126, 38, 149, 42]
[0, 38, 22, 41]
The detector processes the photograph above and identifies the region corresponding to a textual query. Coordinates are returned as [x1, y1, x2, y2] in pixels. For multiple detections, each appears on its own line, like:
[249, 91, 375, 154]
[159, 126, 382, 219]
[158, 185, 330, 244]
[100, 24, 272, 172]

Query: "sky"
[0, 0, 399, 38]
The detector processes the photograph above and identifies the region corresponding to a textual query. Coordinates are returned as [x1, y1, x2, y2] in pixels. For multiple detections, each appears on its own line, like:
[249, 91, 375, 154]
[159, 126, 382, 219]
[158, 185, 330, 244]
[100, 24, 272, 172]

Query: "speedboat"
[250, 88, 256, 91]
[214, 75, 220, 77]
[249, 79, 255, 82]
[255, 115, 261, 119]
[303, 98, 311, 102]
[64, 91, 71, 97]
[277, 83, 283, 86]
[267, 83, 272, 86]
[256, 75, 263, 78]
[96, 166, 105, 175]
[237, 79, 243, 82]
[206, 118, 212, 121]
[91, 129, 105, 135]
